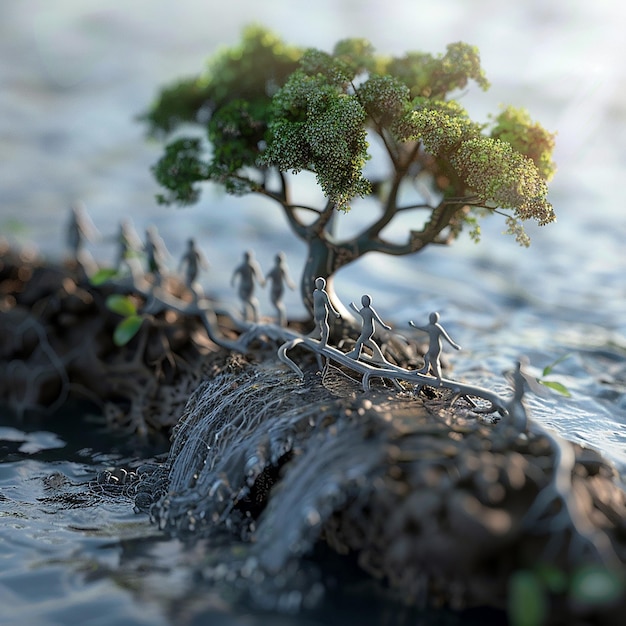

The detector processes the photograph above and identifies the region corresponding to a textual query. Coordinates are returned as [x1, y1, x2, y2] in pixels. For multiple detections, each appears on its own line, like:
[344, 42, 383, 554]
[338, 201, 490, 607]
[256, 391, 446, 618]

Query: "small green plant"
[508, 564, 624, 626]
[141, 25, 556, 318]
[105, 294, 144, 346]
[90, 268, 119, 286]
[537, 354, 572, 397]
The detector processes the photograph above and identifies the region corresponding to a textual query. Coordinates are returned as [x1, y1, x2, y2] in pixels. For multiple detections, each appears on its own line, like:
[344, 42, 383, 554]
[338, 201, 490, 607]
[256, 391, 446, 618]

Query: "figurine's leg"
[277, 303, 286, 327]
[346, 340, 363, 359]
[367, 340, 386, 363]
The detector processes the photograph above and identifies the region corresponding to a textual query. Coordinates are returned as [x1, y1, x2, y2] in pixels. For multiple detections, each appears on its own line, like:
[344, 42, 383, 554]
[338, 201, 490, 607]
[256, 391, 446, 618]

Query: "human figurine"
[144, 225, 170, 286]
[115, 219, 143, 278]
[231, 250, 265, 322]
[66, 202, 98, 271]
[178, 238, 209, 293]
[311, 276, 341, 347]
[346, 294, 391, 362]
[265, 252, 296, 326]
[409, 311, 461, 379]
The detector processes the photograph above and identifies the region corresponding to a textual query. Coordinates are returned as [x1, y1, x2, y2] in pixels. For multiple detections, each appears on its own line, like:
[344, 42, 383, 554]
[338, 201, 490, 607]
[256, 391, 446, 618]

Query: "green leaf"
[106, 294, 137, 317]
[508, 570, 548, 626]
[113, 315, 144, 346]
[1, 218, 29, 235]
[538, 380, 571, 397]
[90, 268, 119, 286]
[542, 353, 571, 377]
[570, 566, 624, 606]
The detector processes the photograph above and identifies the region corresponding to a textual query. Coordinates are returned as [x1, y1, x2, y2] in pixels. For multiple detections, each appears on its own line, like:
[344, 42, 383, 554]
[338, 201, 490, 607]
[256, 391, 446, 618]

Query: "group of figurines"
[67, 204, 296, 327]
[68, 204, 461, 380]
[312, 277, 460, 380]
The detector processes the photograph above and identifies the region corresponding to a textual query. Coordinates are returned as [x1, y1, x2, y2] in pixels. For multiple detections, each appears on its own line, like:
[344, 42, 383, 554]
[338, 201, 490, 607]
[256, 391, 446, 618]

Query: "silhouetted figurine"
[507, 359, 529, 432]
[66, 202, 98, 271]
[409, 311, 461, 379]
[505, 357, 550, 432]
[178, 238, 209, 293]
[115, 219, 143, 278]
[231, 250, 265, 322]
[347, 294, 391, 362]
[265, 252, 296, 326]
[144, 225, 170, 286]
[311, 276, 340, 347]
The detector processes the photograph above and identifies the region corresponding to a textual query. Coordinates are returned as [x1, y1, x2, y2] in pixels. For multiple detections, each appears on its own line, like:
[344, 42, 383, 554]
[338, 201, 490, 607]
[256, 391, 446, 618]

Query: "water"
[1, 0, 625, 624]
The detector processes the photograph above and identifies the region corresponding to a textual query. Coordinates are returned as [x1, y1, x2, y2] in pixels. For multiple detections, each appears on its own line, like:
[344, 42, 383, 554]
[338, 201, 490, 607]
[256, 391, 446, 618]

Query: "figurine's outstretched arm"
[439, 326, 461, 350]
[349, 302, 360, 316]
[372, 308, 391, 331]
[284, 268, 296, 290]
[408, 320, 428, 333]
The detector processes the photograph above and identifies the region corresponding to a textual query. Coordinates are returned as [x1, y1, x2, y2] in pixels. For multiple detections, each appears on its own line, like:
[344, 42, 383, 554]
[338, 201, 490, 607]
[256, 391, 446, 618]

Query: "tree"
[141, 25, 556, 318]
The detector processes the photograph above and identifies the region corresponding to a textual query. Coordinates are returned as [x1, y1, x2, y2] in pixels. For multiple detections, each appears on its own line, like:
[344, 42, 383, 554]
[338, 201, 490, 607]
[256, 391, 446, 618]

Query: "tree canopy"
[141, 25, 556, 312]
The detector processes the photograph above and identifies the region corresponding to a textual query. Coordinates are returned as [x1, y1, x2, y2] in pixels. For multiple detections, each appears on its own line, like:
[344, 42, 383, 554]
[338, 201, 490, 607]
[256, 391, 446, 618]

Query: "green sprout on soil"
[105, 294, 144, 346]
[537, 354, 572, 397]
[141, 25, 556, 319]
[508, 564, 624, 626]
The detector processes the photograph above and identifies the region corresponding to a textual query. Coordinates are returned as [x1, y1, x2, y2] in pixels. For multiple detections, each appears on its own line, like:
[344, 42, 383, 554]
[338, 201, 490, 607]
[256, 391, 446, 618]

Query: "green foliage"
[508, 570, 548, 626]
[395, 98, 481, 154]
[152, 138, 208, 205]
[1, 218, 29, 236]
[570, 565, 624, 607]
[537, 354, 572, 397]
[113, 315, 144, 347]
[491, 105, 557, 181]
[261, 70, 371, 209]
[142, 25, 556, 261]
[90, 268, 119, 286]
[384, 42, 490, 99]
[105, 294, 143, 346]
[105, 294, 137, 317]
[507, 564, 625, 625]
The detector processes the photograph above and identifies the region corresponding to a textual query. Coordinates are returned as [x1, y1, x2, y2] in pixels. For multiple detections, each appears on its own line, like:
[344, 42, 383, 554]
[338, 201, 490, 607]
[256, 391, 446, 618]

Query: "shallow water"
[1, 0, 625, 624]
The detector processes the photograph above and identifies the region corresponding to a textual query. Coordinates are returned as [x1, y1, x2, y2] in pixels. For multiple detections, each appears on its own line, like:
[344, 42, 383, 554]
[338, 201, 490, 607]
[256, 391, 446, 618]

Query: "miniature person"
[346, 294, 391, 362]
[409, 311, 461, 379]
[178, 238, 209, 292]
[67, 202, 98, 259]
[311, 276, 341, 347]
[115, 219, 143, 278]
[144, 225, 170, 286]
[265, 252, 296, 326]
[231, 250, 265, 322]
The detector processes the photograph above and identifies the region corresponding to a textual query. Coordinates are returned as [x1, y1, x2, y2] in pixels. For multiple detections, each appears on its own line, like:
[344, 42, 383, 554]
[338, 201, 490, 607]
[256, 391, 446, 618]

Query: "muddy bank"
[135, 355, 626, 622]
[2, 244, 625, 622]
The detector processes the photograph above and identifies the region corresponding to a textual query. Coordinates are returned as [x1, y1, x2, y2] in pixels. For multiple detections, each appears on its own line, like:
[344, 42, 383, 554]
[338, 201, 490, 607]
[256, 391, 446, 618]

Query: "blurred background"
[1, 0, 625, 464]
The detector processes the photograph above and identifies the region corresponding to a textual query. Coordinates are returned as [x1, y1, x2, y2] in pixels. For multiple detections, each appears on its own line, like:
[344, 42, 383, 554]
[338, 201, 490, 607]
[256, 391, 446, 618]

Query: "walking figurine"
[66, 202, 98, 271]
[178, 238, 209, 296]
[144, 225, 170, 287]
[231, 250, 265, 322]
[346, 294, 391, 362]
[409, 311, 461, 380]
[311, 276, 341, 347]
[265, 252, 296, 326]
[115, 219, 143, 278]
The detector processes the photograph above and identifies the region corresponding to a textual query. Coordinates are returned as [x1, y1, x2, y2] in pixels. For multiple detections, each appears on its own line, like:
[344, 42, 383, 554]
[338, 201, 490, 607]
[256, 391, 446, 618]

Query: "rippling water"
[1, 0, 625, 624]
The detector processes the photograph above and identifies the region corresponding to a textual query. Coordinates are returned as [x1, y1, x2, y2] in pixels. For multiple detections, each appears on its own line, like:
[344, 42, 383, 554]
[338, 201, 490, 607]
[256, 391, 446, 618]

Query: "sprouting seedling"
[537, 354, 572, 397]
[90, 268, 120, 286]
[105, 294, 144, 346]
